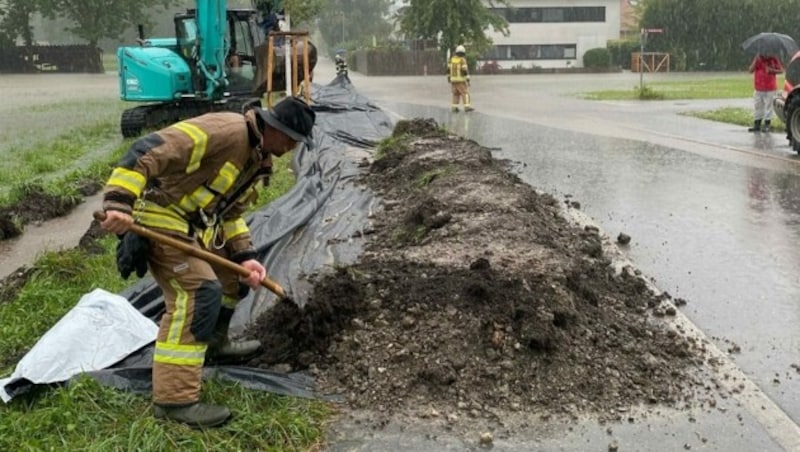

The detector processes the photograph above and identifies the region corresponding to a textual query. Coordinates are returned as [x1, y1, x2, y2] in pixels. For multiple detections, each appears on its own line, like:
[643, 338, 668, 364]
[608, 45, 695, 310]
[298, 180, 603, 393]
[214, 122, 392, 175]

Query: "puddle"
[0, 194, 102, 279]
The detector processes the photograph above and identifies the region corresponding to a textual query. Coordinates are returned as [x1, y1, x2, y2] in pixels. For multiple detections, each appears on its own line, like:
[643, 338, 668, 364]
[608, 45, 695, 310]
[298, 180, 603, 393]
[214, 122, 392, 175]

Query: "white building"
[480, 0, 622, 69]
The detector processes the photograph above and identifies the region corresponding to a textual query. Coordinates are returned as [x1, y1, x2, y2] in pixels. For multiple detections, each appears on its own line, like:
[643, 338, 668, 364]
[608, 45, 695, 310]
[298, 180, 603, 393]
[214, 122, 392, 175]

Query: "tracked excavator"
[116, 0, 317, 137]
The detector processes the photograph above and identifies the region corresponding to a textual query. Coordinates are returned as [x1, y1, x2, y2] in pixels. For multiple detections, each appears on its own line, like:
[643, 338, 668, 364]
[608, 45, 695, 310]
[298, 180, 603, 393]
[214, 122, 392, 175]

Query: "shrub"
[607, 39, 640, 69]
[583, 47, 612, 69]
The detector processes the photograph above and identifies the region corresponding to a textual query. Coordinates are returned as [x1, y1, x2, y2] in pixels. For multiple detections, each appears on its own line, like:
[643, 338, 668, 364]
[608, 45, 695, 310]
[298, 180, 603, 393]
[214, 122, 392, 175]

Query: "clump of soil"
[0, 185, 85, 240]
[246, 118, 705, 428]
[0, 267, 33, 307]
[77, 219, 108, 255]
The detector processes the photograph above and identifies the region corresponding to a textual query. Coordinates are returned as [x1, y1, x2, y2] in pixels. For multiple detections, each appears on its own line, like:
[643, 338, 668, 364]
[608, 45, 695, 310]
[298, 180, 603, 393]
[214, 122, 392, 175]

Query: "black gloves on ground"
[116, 232, 150, 279]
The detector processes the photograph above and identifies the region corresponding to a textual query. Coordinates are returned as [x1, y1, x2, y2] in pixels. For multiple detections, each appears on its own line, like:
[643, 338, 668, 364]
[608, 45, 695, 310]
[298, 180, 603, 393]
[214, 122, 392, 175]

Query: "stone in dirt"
[244, 118, 706, 433]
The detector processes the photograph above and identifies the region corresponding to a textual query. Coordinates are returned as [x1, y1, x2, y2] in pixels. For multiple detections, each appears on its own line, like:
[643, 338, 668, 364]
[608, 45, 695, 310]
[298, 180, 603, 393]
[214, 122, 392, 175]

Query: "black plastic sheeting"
[3, 75, 394, 401]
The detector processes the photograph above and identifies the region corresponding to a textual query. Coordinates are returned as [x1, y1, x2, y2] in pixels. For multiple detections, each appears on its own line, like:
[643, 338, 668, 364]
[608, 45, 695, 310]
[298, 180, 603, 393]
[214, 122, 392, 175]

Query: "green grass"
[1, 151, 123, 213]
[0, 375, 329, 451]
[582, 75, 791, 132]
[682, 107, 787, 132]
[415, 167, 452, 188]
[582, 76, 758, 100]
[0, 153, 331, 450]
[0, 119, 117, 179]
[374, 134, 411, 160]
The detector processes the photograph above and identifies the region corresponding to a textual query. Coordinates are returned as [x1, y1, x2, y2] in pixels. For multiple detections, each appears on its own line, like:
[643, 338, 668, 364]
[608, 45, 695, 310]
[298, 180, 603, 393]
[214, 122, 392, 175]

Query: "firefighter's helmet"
[455, 45, 466, 55]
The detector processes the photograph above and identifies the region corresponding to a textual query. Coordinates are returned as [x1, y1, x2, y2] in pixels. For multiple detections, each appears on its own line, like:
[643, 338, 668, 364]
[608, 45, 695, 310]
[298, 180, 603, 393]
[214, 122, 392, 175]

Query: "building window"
[492, 7, 605, 23]
[541, 8, 563, 22]
[482, 44, 577, 60]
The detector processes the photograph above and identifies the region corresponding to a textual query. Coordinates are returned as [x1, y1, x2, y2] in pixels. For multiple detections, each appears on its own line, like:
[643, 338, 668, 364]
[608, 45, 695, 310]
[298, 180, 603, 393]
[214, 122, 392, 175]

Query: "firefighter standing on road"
[99, 96, 315, 428]
[448, 45, 473, 113]
[335, 50, 349, 81]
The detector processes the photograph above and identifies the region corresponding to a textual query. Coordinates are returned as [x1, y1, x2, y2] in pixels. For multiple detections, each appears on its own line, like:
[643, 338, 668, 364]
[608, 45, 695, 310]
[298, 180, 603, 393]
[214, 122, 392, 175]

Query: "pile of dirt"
[246, 118, 707, 430]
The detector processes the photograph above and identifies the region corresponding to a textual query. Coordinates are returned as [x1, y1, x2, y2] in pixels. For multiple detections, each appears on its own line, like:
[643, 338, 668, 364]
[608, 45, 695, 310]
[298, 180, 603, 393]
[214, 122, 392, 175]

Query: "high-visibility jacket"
[449, 55, 469, 82]
[103, 110, 266, 260]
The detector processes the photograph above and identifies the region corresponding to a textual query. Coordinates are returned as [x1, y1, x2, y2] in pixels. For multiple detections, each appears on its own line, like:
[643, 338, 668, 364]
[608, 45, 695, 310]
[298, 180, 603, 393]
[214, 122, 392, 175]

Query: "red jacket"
[752, 56, 782, 91]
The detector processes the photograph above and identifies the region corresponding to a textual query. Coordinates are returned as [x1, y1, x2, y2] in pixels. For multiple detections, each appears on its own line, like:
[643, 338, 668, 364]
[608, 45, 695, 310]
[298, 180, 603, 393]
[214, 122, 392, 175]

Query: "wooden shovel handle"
[93, 211, 287, 299]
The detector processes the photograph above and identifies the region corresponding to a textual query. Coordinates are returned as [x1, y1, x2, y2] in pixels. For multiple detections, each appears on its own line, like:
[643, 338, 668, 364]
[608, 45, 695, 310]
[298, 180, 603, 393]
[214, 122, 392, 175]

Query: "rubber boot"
[206, 307, 261, 364]
[762, 120, 771, 132]
[748, 119, 762, 132]
[154, 402, 231, 428]
[451, 107, 460, 113]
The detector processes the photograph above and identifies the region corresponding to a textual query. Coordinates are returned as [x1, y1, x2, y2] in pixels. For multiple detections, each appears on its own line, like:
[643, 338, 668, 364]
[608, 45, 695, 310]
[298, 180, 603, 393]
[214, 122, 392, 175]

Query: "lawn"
[581, 76, 758, 100]
[583, 75, 788, 132]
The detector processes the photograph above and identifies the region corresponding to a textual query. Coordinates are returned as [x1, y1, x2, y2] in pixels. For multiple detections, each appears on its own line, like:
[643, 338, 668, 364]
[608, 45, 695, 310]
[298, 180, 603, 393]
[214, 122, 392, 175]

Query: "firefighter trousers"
[451, 82, 471, 109]
[147, 233, 243, 406]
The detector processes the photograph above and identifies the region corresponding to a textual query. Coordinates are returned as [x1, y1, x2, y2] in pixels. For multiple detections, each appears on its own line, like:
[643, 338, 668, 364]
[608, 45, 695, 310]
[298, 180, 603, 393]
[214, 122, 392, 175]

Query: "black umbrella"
[741, 32, 799, 59]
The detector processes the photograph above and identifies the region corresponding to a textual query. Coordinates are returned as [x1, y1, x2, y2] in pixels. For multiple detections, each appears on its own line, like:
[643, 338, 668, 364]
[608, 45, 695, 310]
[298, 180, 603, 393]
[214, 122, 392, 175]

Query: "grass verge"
[682, 107, 787, 133]
[0, 119, 122, 206]
[0, 375, 329, 451]
[583, 75, 790, 133]
[582, 76, 758, 100]
[0, 153, 331, 450]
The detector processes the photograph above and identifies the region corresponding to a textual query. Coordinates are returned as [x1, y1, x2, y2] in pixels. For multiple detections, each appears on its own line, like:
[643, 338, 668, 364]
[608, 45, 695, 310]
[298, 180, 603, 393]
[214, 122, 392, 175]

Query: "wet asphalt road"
[329, 67, 800, 450]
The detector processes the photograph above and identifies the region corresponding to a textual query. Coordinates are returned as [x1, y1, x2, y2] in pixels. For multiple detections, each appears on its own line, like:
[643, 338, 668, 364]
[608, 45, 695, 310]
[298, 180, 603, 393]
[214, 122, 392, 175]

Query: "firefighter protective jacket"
[103, 110, 267, 261]
[449, 55, 469, 82]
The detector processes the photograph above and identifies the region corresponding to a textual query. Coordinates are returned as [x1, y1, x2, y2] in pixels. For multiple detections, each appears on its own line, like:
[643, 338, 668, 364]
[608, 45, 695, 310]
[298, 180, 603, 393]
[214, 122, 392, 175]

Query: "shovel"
[93, 211, 293, 303]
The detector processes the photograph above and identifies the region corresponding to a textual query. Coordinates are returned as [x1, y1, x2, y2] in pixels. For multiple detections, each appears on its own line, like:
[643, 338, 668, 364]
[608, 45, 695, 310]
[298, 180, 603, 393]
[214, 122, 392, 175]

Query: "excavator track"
[120, 106, 148, 138]
[120, 97, 263, 138]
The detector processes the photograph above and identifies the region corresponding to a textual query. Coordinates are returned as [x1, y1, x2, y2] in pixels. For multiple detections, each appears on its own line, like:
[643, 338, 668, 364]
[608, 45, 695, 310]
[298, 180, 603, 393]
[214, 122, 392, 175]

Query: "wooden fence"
[0, 45, 103, 73]
[352, 49, 442, 76]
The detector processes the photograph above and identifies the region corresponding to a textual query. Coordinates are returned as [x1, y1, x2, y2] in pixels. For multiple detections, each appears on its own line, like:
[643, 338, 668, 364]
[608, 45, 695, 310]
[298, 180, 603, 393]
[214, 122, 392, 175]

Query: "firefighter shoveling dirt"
[245, 118, 713, 435]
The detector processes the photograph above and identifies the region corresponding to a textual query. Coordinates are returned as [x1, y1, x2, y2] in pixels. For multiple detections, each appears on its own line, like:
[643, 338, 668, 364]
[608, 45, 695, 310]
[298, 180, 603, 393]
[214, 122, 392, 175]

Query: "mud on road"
[245, 119, 712, 435]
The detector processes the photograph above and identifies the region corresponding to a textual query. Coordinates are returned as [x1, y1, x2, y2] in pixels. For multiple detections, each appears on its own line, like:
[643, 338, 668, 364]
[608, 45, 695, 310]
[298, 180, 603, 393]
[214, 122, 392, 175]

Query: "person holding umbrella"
[741, 33, 796, 133]
[747, 53, 784, 132]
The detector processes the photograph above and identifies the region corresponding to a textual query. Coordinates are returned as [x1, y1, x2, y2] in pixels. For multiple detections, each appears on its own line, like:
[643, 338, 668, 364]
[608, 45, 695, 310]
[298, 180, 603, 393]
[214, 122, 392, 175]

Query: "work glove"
[116, 231, 150, 279]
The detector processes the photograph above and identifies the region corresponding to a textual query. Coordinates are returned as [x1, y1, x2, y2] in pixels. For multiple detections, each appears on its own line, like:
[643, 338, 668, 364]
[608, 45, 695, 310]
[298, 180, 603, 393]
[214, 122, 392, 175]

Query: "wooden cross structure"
[265, 30, 311, 106]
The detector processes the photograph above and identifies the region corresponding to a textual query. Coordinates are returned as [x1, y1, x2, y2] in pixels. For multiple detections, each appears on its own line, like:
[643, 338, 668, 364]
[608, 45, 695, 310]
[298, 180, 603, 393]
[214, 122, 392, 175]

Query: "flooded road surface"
[337, 69, 800, 449]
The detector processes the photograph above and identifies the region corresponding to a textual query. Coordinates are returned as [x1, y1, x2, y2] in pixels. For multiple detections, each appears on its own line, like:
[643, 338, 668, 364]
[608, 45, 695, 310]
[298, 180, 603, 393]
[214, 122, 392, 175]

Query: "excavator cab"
[174, 9, 262, 96]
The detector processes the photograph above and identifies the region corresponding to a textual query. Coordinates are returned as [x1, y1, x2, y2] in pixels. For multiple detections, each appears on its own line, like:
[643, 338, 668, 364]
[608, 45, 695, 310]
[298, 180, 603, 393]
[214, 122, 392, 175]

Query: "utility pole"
[639, 28, 645, 92]
[639, 28, 663, 93]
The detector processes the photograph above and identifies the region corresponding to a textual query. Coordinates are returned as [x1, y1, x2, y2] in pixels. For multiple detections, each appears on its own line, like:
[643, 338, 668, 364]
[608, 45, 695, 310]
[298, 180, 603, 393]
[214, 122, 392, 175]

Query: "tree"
[318, 0, 393, 49]
[639, 0, 800, 70]
[283, 0, 325, 26]
[46, 0, 180, 49]
[0, 0, 52, 46]
[395, 0, 510, 55]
